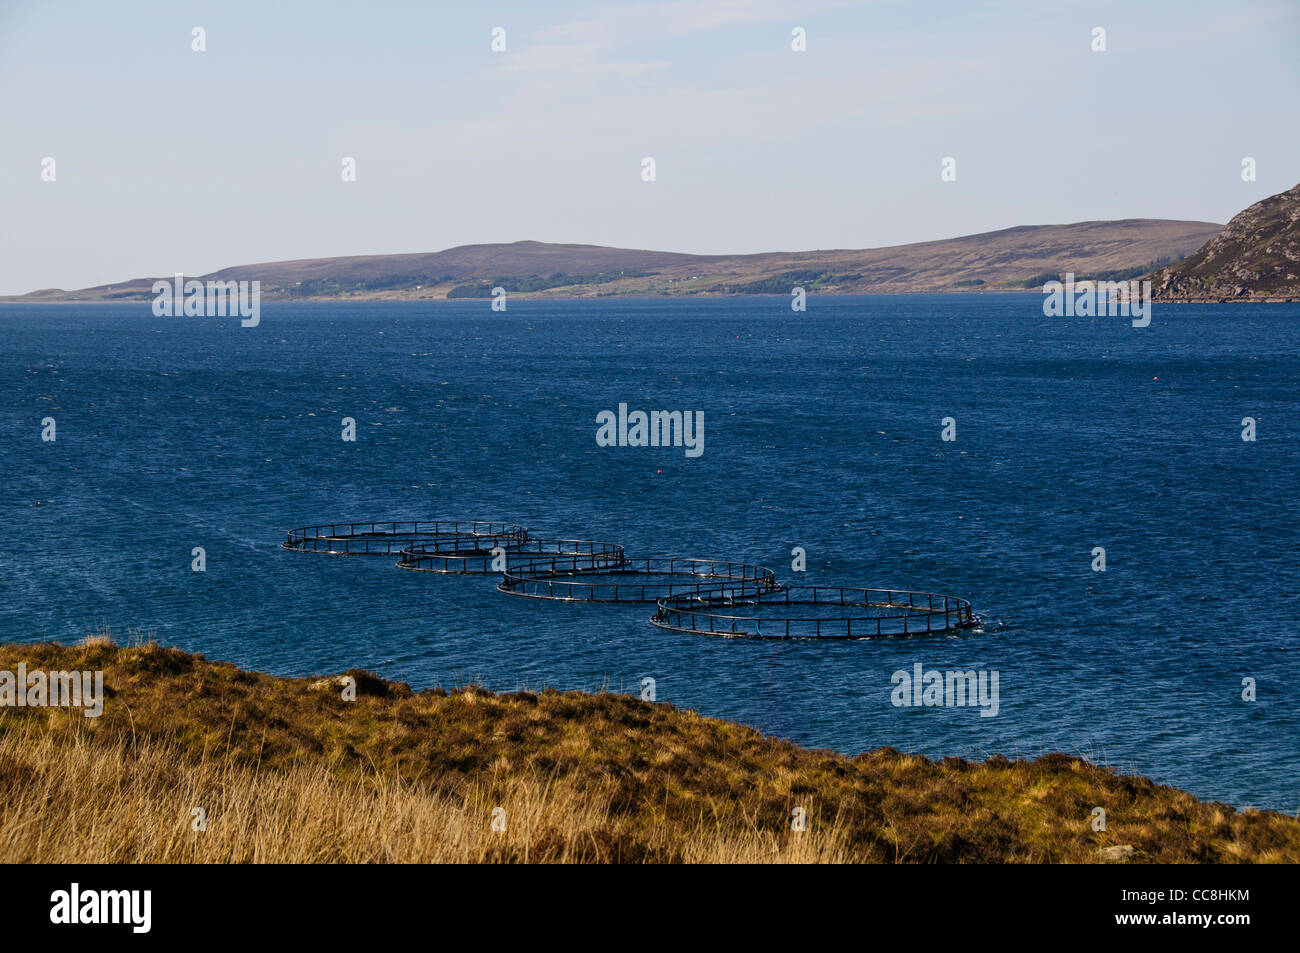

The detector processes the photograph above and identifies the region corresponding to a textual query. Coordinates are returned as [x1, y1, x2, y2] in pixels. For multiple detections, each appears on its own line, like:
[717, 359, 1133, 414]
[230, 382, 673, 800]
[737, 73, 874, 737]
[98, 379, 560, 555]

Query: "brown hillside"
[1, 639, 1295, 863]
[6, 220, 1221, 302]
[1150, 182, 1300, 301]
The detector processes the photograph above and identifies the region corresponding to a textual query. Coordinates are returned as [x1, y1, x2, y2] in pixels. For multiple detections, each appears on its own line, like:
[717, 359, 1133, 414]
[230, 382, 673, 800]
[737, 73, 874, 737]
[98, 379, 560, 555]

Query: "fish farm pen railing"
[282, 519, 980, 640]
[650, 585, 978, 639]
[498, 557, 780, 604]
[398, 538, 628, 575]
[284, 521, 527, 555]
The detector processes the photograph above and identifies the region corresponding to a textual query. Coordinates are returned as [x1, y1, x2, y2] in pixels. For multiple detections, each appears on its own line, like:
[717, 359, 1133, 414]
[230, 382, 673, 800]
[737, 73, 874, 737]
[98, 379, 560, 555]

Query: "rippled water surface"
[3, 296, 1297, 810]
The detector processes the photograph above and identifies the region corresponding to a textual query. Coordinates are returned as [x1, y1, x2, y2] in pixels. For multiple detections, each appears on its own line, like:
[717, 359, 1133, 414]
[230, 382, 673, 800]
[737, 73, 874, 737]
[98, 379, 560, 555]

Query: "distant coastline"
[5, 218, 1220, 304]
[23, 180, 1300, 306]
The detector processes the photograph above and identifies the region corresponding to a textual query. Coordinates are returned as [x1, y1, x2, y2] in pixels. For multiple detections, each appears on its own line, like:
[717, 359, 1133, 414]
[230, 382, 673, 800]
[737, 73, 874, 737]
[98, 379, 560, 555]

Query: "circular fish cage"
[397, 537, 627, 575]
[497, 556, 779, 604]
[283, 520, 526, 555]
[282, 518, 980, 640]
[651, 585, 979, 639]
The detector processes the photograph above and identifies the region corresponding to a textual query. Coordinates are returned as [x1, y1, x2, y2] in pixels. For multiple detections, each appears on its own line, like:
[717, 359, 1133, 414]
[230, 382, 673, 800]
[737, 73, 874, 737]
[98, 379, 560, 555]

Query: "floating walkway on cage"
[282, 520, 980, 639]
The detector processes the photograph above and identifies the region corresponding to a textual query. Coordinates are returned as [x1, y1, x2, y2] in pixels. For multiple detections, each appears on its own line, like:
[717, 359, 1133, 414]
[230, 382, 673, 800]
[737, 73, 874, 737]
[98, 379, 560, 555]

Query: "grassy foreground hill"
[2, 639, 1297, 864]
[7, 219, 1220, 303]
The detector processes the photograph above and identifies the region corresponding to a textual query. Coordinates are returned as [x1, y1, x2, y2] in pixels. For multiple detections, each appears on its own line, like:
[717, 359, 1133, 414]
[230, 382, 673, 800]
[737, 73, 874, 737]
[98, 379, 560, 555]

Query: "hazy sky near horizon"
[2, 0, 1298, 295]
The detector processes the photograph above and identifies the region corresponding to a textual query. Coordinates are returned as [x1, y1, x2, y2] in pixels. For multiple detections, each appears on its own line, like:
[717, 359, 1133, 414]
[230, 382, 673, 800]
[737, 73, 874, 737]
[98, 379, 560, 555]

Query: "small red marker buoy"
[1154, 376, 1159, 381]
[657, 469, 662, 474]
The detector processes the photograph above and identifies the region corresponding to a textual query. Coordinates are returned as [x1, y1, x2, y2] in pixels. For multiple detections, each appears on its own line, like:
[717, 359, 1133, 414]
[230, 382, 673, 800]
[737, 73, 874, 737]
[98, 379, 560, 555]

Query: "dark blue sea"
[3, 295, 1297, 811]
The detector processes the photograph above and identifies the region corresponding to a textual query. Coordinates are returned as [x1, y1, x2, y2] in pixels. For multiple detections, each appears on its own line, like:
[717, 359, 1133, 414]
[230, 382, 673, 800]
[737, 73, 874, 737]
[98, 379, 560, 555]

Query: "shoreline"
[4, 289, 1297, 305]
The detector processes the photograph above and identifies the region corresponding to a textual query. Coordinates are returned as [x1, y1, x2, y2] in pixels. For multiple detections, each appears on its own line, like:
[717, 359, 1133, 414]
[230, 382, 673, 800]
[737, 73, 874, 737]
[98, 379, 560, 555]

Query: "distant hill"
[1150, 182, 1300, 302]
[8, 219, 1222, 302]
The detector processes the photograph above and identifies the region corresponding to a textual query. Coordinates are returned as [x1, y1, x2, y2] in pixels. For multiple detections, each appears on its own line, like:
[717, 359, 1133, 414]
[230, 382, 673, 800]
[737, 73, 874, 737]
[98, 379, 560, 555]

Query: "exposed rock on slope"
[1151, 182, 1300, 301]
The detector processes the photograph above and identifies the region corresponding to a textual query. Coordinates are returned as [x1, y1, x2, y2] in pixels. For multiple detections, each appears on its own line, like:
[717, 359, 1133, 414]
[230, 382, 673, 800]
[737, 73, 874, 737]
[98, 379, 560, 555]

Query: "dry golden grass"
[0, 727, 847, 863]
[1, 639, 1297, 863]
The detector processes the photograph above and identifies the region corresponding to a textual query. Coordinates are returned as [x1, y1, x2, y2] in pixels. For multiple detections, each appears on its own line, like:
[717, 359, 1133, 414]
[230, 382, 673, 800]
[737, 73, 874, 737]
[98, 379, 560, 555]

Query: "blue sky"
[2, 0, 1298, 294]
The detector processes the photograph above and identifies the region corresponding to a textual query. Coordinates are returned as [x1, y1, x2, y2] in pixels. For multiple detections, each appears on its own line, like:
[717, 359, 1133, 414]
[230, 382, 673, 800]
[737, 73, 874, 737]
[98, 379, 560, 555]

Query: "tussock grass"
[0, 728, 844, 863]
[1, 640, 1296, 863]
